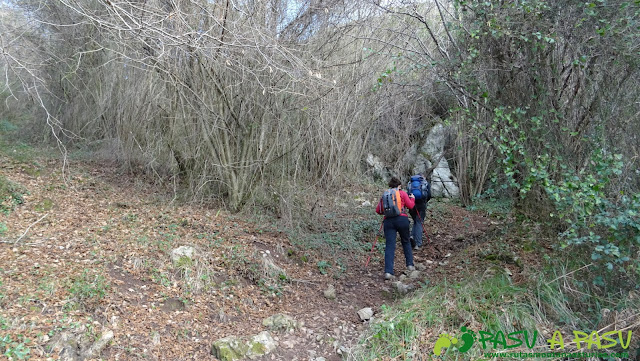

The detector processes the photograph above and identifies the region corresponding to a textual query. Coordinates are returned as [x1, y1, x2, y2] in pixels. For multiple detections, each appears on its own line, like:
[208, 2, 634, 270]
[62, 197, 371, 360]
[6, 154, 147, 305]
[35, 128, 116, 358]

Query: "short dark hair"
[388, 177, 401, 188]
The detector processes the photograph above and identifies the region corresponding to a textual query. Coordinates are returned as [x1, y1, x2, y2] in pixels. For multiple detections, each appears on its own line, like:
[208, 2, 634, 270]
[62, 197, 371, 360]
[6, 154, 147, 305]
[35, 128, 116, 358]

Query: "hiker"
[407, 173, 431, 251]
[375, 176, 416, 280]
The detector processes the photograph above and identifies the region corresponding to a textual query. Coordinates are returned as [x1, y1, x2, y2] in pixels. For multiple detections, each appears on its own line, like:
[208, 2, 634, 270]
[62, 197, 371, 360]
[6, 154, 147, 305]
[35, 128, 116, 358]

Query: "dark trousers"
[409, 201, 427, 247]
[383, 215, 413, 275]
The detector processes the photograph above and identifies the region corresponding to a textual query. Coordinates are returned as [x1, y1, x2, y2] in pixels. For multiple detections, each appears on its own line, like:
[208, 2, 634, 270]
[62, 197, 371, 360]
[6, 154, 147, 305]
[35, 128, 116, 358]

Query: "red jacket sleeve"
[376, 198, 383, 215]
[401, 190, 415, 210]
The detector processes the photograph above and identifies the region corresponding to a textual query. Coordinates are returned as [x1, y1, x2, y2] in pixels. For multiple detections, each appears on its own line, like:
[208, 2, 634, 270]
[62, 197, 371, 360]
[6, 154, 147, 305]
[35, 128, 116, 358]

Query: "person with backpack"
[375, 176, 416, 280]
[407, 174, 431, 251]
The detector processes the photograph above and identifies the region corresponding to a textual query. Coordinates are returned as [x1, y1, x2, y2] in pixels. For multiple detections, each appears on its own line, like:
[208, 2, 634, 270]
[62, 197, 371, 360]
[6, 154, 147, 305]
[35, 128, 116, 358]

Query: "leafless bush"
[453, 110, 494, 206]
[1, 0, 394, 212]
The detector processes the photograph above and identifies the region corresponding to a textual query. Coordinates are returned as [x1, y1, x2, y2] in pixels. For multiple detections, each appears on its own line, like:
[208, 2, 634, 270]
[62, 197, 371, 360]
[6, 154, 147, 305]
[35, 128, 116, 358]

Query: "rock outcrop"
[410, 124, 460, 198]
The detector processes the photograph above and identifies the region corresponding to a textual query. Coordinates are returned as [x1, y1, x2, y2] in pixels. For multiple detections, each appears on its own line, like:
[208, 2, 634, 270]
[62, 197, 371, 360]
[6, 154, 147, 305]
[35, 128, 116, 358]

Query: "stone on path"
[357, 307, 373, 321]
[171, 246, 196, 264]
[211, 331, 277, 361]
[323, 284, 336, 300]
[262, 313, 301, 331]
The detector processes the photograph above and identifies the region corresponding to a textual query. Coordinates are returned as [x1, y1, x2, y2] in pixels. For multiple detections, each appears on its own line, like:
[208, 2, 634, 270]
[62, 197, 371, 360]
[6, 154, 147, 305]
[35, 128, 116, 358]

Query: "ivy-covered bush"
[440, 0, 640, 284]
[544, 151, 639, 274]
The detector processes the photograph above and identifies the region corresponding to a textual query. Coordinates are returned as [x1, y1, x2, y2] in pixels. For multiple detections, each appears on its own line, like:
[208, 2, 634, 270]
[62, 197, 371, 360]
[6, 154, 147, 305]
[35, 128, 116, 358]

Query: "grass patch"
[33, 198, 54, 212]
[0, 334, 31, 360]
[287, 213, 380, 255]
[0, 119, 19, 133]
[352, 274, 543, 360]
[467, 196, 513, 219]
[0, 139, 39, 164]
[65, 269, 110, 311]
[350, 269, 639, 360]
[0, 280, 6, 307]
[0, 118, 53, 167]
[0, 175, 26, 214]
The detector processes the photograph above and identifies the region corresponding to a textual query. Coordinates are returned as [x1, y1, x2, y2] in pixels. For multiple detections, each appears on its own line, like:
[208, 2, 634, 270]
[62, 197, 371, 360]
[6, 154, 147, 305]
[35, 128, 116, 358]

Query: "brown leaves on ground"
[0, 156, 494, 361]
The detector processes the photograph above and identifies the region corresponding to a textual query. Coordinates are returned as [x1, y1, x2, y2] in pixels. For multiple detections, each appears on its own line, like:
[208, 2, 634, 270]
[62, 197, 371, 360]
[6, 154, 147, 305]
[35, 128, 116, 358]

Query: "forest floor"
[0, 147, 518, 361]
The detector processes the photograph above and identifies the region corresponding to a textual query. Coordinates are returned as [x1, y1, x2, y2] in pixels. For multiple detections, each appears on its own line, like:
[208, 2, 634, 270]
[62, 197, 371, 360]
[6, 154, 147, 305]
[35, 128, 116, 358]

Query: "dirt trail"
[0, 158, 492, 360]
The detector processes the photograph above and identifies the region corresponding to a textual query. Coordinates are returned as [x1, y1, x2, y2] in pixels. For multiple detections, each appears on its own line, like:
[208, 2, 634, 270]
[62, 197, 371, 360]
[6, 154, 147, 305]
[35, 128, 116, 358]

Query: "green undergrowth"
[280, 209, 379, 278]
[350, 267, 639, 361]
[286, 206, 381, 256]
[351, 274, 538, 360]
[0, 175, 26, 215]
[65, 269, 111, 311]
[466, 195, 513, 220]
[349, 209, 638, 361]
[0, 119, 40, 162]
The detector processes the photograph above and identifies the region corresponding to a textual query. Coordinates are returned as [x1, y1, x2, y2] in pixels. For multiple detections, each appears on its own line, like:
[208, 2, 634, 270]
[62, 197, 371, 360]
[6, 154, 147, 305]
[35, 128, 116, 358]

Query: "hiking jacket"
[376, 189, 415, 218]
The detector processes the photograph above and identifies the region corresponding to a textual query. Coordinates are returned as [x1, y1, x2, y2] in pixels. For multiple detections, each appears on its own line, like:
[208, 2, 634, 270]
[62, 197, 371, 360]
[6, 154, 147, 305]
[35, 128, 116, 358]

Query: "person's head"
[388, 177, 402, 188]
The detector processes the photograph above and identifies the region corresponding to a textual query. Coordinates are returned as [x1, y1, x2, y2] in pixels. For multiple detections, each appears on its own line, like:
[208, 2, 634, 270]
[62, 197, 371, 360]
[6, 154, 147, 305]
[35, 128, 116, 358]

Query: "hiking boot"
[414, 245, 421, 251]
[384, 273, 394, 280]
[407, 266, 416, 272]
[410, 236, 416, 248]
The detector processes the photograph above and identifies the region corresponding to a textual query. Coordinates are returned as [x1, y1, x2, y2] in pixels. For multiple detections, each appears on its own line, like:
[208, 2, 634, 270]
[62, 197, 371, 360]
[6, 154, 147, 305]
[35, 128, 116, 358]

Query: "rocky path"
[0, 157, 491, 361]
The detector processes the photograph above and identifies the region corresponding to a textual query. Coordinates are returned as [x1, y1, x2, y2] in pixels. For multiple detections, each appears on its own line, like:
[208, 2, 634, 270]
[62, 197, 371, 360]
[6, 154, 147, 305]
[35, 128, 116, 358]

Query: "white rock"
[249, 331, 277, 357]
[262, 313, 301, 331]
[409, 124, 460, 198]
[393, 281, 410, 294]
[171, 246, 196, 264]
[366, 154, 391, 181]
[357, 307, 374, 321]
[323, 284, 336, 300]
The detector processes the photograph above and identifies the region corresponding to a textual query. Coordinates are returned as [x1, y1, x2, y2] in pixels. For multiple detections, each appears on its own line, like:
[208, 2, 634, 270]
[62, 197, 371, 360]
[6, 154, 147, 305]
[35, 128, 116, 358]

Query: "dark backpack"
[382, 188, 402, 217]
[408, 175, 431, 201]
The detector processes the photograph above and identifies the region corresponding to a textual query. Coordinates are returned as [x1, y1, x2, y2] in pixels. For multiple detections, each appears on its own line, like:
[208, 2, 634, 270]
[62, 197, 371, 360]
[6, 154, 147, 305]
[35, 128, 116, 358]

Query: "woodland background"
[1, 0, 639, 359]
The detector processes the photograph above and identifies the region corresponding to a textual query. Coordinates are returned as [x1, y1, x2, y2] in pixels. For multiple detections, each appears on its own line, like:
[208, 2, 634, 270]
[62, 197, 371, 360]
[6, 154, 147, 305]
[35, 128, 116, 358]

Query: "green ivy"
[0, 335, 30, 360]
[67, 269, 110, 310]
[448, 0, 640, 281]
[543, 150, 639, 272]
